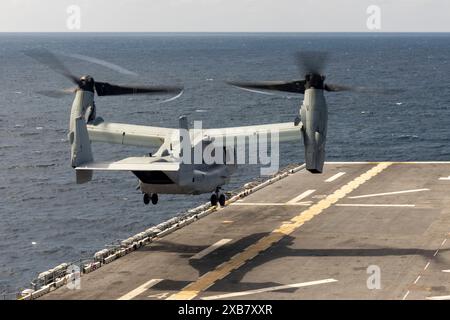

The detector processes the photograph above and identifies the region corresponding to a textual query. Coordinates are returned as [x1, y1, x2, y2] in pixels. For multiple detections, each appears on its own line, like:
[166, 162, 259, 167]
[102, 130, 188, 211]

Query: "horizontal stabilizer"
[87, 120, 174, 148]
[76, 157, 180, 172]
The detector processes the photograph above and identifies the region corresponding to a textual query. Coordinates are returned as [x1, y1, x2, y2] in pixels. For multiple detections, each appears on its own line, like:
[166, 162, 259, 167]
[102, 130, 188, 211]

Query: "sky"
[0, 0, 449, 32]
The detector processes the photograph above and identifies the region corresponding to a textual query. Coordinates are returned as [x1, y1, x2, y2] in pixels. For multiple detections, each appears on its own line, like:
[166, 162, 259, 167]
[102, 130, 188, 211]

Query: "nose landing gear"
[210, 193, 218, 206]
[151, 193, 158, 205]
[210, 188, 226, 207]
[143, 193, 158, 205]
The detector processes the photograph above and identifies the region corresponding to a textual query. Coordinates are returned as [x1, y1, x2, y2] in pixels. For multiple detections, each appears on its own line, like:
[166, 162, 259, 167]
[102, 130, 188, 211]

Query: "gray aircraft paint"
[68, 90, 95, 183]
[69, 90, 237, 194]
[300, 88, 327, 173]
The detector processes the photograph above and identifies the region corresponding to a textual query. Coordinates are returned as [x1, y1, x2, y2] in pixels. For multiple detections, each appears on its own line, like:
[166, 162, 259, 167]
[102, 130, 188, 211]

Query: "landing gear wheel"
[219, 193, 226, 206]
[210, 193, 218, 206]
[143, 193, 150, 205]
[151, 193, 158, 205]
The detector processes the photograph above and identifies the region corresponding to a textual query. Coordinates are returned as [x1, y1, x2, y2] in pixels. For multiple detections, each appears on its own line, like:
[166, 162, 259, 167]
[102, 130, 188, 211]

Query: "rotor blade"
[296, 51, 328, 75]
[94, 82, 183, 96]
[36, 87, 77, 98]
[227, 80, 306, 94]
[24, 49, 80, 85]
[60, 52, 139, 76]
[324, 83, 354, 92]
[325, 83, 404, 95]
[151, 89, 184, 104]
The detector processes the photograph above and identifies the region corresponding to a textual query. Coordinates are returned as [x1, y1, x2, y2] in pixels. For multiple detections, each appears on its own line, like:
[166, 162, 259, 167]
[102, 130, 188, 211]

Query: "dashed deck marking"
[117, 279, 163, 300]
[403, 236, 448, 300]
[190, 239, 232, 260]
[348, 188, 429, 199]
[286, 189, 316, 204]
[325, 172, 346, 183]
[335, 204, 415, 207]
[426, 295, 450, 300]
[231, 202, 311, 206]
[201, 279, 338, 300]
[402, 291, 410, 300]
[167, 162, 392, 300]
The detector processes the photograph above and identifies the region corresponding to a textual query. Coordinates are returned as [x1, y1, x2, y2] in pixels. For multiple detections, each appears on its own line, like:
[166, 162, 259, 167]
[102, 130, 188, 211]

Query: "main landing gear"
[143, 193, 158, 205]
[210, 188, 226, 207]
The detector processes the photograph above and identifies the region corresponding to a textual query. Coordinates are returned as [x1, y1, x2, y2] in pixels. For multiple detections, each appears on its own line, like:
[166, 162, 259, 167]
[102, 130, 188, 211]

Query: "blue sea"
[1, 33, 450, 296]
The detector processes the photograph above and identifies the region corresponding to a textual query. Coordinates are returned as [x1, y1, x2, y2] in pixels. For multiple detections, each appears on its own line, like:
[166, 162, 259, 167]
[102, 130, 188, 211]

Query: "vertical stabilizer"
[178, 116, 193, 186]
[71, 117, 94, 183]
[68, 90, 95, 184]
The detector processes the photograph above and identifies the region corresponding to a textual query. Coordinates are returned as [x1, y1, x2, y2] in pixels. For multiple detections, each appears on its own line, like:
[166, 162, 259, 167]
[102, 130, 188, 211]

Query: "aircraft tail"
[67, 90, 95, 184]
[178, 116, 193, 186]
[69, 116, 94, 183]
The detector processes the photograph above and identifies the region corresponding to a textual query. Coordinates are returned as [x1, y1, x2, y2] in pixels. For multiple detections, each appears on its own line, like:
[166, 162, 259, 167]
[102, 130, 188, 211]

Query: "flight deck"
[40, 162, 450, 300]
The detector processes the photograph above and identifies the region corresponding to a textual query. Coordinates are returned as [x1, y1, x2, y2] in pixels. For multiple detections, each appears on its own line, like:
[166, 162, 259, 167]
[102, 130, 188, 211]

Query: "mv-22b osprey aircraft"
[28, 51, 374, 206]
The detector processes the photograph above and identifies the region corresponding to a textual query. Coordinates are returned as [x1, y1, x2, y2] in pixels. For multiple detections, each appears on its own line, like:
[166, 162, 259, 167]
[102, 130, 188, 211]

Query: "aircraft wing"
[76, 157, 180, 171]
[87, 121, 176, 148]
[87, 119, 301, 148]
[201, 122, 302, 144]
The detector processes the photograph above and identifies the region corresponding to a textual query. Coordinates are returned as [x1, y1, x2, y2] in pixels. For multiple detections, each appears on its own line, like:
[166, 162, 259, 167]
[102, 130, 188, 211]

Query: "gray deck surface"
[43, 162, 450, 300]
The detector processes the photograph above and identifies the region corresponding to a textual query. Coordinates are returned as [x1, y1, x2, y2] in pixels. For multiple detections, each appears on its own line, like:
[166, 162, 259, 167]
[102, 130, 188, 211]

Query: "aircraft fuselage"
[137, 163, 236, 195]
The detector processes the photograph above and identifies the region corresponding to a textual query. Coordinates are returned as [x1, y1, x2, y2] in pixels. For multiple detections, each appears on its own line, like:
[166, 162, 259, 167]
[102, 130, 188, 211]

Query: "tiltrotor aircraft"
[28, 50, 392, 206]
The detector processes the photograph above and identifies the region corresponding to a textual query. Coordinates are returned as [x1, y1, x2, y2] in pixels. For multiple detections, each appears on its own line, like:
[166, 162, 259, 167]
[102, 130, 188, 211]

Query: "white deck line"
[426, 295, 450, 300]
[190, 239, 232, 260]
[325, 172, 346, 182]
[335, 204, 415, 207]
[325, 161, 450, 164]
[232, 202, 311, 206]
[348, 188, 429, 199]
[402, 291, 410, 300]
[117, 279, 163, 300]
[286, 189, 316, 204]
[201, 279, 338, 300]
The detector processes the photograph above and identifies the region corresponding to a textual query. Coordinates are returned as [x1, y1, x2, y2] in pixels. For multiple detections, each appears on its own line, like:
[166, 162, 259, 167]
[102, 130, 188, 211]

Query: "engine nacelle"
[300, 88, 328, 173]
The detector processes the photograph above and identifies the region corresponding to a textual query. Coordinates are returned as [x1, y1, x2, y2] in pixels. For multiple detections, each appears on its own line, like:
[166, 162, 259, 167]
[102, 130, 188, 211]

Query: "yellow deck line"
[167, 162, 392, 300]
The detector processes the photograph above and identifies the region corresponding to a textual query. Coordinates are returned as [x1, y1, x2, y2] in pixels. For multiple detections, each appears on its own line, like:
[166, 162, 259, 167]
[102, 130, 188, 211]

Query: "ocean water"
[1, 33, 450, 295]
